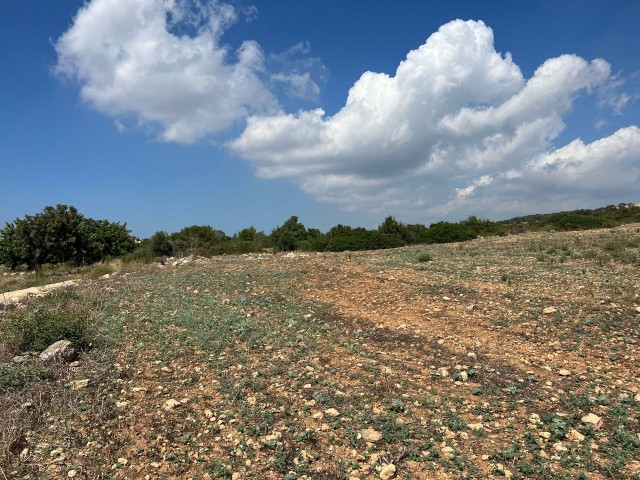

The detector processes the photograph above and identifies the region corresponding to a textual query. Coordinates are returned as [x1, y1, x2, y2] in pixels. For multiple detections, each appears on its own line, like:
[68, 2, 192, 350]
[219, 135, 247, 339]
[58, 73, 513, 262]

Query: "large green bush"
[149, 231, 175, 257]
[0, 205, 134, 269]
[271, 216, 310, 251]
[377, 216, 414, 244]
[170, 225, 227, 255]
[418, 221, 477, 244]
[311, 225, 405, 252]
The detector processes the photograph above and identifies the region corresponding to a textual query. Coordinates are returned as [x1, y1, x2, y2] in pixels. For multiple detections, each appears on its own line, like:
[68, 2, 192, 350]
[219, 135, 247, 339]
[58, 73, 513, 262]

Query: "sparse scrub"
[2, 224, 640, 477]
[85, 263, 113, 279]
[0, 362, 53, 389]
[1, 289, 97, 353]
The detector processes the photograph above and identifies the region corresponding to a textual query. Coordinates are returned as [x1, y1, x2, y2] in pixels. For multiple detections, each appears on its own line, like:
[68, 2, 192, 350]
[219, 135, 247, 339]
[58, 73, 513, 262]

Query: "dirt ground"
[2, 225, 639, 479]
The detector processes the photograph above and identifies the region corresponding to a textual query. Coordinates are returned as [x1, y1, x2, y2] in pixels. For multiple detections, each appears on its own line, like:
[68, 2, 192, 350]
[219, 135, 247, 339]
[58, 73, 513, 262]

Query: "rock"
[13, 355, 30, 364]
[581, 413, 603, 429]
[163, 399, 181, 411]
[553, 442, 568, 452]
[494, 464, 512, 478]
[360, 428, 382, 443]
[50, 448, 64, 458]
[117, 457, 128, 466]
[67, 470, 77, 478]
[39, 340, 77, 363]
[71, 379, 90, 390]
[441, 446, 454, 459]
[115, 401, 129, 409]
[324, 408, 340, 418]
[543, 307, 557, 315]
[558, 369, 571, 376]
[567, 428, 585, 442]
[379, 463, 396, 480]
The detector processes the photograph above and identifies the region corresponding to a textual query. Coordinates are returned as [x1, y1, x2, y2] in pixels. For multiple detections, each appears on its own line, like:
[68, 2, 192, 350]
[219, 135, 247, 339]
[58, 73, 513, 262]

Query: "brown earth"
[2, 225, 639, 479]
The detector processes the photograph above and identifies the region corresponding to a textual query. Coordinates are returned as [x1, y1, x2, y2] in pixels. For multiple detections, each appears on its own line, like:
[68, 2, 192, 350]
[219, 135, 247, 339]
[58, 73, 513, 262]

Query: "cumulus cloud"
[232, 19, 640, 219]
[55, 0, 280, 143]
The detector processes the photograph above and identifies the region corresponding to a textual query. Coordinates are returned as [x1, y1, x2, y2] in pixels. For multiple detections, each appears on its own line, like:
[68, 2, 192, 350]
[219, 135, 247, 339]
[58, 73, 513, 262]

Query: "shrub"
[149, 231, 175, 257]
[0, 363, 53, 389]
[123, 244, 154, 263]
[315, 226, 405, 252]
[418, 222, 477, 244]
[418, 252, 433, 262]
[378, 216, 414, 244]
[0, 205, 135, 269]
[1, 290, 95, 353]
[271, 216, 309, 251]
[85, 263, 113, 279]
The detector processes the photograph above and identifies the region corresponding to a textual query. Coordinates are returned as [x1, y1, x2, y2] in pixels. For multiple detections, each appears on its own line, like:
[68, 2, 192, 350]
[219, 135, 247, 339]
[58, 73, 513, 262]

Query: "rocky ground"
[1, 225, 639, 479]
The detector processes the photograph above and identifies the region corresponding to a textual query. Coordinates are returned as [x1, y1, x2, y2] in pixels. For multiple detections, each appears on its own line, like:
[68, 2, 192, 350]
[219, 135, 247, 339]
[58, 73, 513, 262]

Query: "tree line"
[1, 203, 639, 269]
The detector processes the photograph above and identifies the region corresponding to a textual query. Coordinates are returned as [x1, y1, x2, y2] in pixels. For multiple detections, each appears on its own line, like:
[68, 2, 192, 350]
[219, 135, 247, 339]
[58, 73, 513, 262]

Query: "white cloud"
[232, 19, 640, 220]
[55, 0, 279, 143]
[271, 72, 320, 101]
[268, 41, 328, 103]
[56, 7, 639, 221]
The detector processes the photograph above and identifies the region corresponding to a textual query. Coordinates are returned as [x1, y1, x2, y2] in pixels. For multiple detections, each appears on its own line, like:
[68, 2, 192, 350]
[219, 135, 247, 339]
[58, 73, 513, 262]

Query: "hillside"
[1, 224, 639, 479]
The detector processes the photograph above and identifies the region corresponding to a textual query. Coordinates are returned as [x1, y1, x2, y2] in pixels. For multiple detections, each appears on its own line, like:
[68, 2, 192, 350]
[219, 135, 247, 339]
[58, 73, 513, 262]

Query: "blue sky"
[1, 1, 639, 237]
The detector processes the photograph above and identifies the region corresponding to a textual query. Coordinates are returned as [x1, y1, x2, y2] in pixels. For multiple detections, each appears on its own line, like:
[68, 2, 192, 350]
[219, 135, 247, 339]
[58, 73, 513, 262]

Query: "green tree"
[378, 216, 414, 244]
[170, 225, 227, 255]
[0, 205, 134, 269]
[149, 231, 175, 257]
[270, 216, 309, 251]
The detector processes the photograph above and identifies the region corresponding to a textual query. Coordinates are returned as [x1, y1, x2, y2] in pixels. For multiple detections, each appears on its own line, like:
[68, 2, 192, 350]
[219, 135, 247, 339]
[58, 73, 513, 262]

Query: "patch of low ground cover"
[0, 285, 118, 476]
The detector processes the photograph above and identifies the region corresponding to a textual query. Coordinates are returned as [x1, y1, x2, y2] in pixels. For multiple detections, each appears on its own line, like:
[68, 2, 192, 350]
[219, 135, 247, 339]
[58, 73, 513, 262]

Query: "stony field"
[1, 225, 639, 479]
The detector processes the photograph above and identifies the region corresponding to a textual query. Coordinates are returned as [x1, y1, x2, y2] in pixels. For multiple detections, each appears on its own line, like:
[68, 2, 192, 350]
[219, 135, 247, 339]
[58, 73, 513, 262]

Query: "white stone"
[379, 463, 396, 480]
[360, 428, 382, 443]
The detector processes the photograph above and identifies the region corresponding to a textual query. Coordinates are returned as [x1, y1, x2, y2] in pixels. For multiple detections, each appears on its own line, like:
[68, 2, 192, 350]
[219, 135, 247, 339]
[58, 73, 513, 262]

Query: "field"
[1, 225, 639, 479]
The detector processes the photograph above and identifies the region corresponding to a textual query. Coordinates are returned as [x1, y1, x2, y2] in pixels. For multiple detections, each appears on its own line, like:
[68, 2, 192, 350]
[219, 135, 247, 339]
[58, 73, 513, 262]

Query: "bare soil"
[2, 225, 639, 479]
